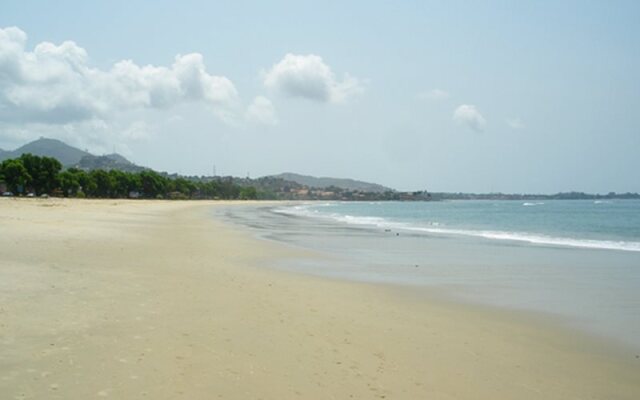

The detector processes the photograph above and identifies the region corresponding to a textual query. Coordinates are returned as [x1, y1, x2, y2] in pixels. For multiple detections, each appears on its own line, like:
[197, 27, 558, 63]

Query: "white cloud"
[453, 104, 486, 132]
[0, 26, 240, 143]
[121, 120, 152, 140]
[166, 114, 184, 124]
[263, 53, 362, 103]
[506, 117, 525, 130]
[245, 96, 278, 126]
[418, 89, 450, 100]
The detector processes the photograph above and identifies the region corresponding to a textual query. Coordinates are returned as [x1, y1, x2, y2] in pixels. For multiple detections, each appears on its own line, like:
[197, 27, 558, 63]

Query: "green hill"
[0, 137, 145, 171]
[0, 137, 91, 166]
[271, 172, 393, 193]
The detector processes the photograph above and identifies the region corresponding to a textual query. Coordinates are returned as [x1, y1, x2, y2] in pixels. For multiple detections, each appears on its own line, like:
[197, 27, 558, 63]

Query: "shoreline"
[217, 201, 640, 352]
[1, 198, 639, 399]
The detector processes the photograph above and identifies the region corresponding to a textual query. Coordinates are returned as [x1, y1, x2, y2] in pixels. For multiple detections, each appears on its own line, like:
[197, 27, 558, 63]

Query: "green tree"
[0, 159, 31, 193]
[218, 178, 240, 199]
[74, 169, 96, 197]
[127, 173, 142, 196]
[2, 155, 249, 200]
[138, 170, 167, 198]
[18, 153, 62, 195]
[239, 186, 257, 200]
[89, 170, 114, 198]
[109, 170, 132, 198]
[171, 177, 196, 198]
[58, 170, 81, 197]
[198, 180, 221, 199]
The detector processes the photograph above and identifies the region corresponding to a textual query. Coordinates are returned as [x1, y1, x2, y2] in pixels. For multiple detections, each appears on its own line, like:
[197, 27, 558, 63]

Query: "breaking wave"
[274, 203, 640, 252]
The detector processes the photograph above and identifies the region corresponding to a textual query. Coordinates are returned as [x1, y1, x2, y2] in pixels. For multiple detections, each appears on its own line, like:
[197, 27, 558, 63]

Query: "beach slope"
[1, 199, 638, 399]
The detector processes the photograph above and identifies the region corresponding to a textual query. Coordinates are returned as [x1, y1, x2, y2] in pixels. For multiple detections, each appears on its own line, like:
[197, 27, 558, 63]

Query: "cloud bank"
[453, 104, 486, 132]
[0, 27, 239, 122]
[263, 53, 362, 103]
[0, 26, 241, 147]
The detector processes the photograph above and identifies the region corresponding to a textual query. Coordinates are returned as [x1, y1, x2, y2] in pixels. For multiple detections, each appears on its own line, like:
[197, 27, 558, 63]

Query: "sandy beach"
[1, 198, 639, 399]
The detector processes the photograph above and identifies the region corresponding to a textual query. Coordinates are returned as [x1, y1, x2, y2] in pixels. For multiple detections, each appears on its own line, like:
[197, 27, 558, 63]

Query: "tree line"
[0, 154, 258, 200]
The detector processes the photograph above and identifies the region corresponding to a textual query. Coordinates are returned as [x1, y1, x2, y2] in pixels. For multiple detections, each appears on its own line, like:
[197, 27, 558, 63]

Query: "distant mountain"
[0, 137, 91, 166]
[76, 154, 146, 172]
[102, 153, 132, 165]
[0, 137, 146, 172]
[271, 172, 393, 193]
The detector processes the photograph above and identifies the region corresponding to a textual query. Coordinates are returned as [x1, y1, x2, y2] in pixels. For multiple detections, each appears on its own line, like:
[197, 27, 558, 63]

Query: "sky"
[1, 0, 639, 193]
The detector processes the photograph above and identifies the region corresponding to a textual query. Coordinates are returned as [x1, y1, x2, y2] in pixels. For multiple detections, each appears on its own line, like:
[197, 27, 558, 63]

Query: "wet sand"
[1, 198, 639, 399]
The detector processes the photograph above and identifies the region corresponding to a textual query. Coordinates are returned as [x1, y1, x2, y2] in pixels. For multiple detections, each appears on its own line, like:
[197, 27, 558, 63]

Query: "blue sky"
[1, 1, 639, 192]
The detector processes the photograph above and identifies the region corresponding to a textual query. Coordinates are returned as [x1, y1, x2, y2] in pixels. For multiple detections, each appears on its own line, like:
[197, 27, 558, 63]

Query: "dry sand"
[0, 198, 638, 399]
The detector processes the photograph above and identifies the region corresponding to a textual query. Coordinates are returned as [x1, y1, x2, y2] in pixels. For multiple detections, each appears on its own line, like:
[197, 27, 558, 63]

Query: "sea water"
[277, 200, 640, 252]
[217, 200, 640, 350]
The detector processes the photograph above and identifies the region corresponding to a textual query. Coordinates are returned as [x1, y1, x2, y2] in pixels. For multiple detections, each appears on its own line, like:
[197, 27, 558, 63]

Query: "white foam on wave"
[523, 202, 544, 206]
[273, 204, 640, 253]
[406, 226, 640, 252]
[273, 203, 329, 216]
[334, 214, 388, 226]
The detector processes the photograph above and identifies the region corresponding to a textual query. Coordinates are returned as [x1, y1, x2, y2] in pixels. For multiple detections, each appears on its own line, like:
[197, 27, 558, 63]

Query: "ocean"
[217, 200, 640, 350]
[276, 200, 640, 252]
